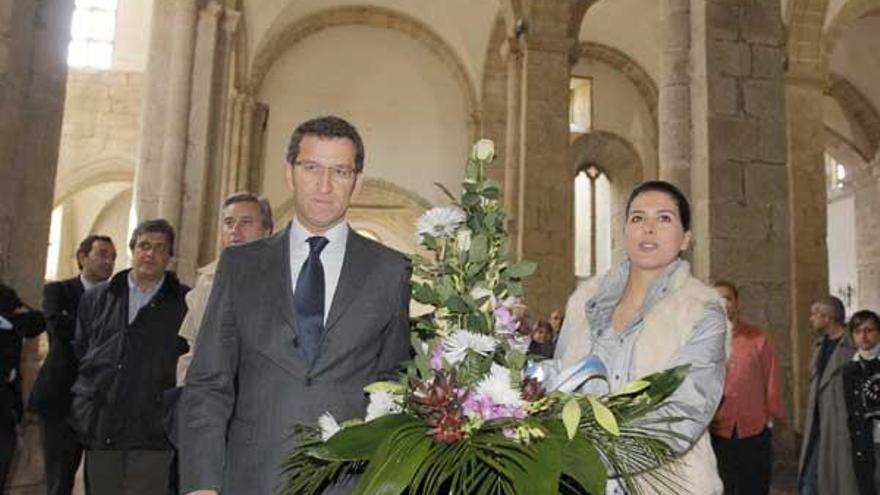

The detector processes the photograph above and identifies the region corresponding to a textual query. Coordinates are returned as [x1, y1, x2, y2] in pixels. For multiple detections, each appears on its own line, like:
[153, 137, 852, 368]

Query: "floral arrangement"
[282, 140, 689, 495]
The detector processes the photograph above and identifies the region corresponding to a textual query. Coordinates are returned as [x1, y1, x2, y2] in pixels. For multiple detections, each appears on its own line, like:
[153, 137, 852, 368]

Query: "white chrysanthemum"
[476, 363, 523, 407]
[416, 207, 466, 240]
[471, 139, 495, 161]
[318, 412, 341, 441]
[442, 329, 498, 364]
[365, 391, 402, 422]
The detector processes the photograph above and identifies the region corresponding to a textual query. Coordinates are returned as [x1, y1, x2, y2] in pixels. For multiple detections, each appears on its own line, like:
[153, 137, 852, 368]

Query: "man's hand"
[187, 491, 218, 495]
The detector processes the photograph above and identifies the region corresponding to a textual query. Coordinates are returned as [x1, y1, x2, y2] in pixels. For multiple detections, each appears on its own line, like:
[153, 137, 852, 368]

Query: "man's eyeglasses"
[134, 241, 169, 254]
[293, 161, 358, 181]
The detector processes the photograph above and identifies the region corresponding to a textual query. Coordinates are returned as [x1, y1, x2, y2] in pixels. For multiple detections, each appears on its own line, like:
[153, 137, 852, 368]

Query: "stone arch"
[498, 0, 591, 39]
[574, 41, 659, 128]
[570, 131, 644, 263]
[826, 125, 873, 164]
[570, 130, 644, 178]
[786, 0, 832, 68]
[827, 73, 880, 159]
[53, 157, 135, 207]
[821, 0, 880, 71]
[244, 6, 480, 135]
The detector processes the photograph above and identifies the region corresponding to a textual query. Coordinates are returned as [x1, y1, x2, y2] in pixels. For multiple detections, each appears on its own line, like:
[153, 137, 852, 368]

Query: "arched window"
[825, 152, 848, 190]
[825, 151, 857, 313]
[569, 77, 593, 134]
[68, 0, 118, 69]
[574, 165, 611, 279]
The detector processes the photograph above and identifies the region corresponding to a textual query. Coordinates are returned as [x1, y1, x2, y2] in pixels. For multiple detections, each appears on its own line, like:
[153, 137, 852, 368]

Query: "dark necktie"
[294, 236, 329, 362]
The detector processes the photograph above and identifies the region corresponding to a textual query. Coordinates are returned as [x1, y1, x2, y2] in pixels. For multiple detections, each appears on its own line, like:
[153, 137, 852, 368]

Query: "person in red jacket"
[710, 280, 785, 495]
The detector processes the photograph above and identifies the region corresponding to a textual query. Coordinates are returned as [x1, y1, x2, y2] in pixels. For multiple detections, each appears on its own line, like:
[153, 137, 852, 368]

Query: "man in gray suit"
[178, 116, 411, 495]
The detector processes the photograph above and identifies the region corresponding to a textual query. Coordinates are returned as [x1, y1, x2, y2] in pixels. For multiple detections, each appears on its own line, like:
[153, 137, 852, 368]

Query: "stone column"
[501, 37, 523, 245]
[785, 64, 828, 432]
[687, 0, 794, 451]
[855, 156, 880, 312]
[658, 0, 691, 195]
[0, 0, 75, 490]
[197, 7, 241, 267]
[176, 1, 222, 283]
[513, 0, 591, 316]
[133, 0, 176, 220]
[157, 0, 198, 230]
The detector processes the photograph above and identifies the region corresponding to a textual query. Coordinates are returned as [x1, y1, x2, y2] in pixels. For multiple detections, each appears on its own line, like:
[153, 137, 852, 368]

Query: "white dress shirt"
[80, 273, 101, 291]
[127, 271, 165, 324]
[289, 217, 349, 325]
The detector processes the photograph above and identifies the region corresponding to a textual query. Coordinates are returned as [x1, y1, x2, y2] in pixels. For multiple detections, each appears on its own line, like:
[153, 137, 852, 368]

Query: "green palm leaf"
[352, 421, 431, 495]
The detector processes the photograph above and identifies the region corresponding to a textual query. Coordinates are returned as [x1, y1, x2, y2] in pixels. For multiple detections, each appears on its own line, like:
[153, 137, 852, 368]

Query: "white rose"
[457, 228, 472, 252]
[471, 139, 495, 162]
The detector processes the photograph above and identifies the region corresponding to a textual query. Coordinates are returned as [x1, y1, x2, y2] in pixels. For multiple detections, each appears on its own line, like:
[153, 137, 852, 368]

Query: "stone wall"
[51, 70, 143, 279]
[688, 0, 795, 453]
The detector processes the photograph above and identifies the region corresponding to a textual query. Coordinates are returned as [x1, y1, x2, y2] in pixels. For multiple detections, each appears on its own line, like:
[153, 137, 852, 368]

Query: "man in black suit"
[178, 116, 411, 495]
[28, 235, 116, 495]
[1, 282, 44, 493]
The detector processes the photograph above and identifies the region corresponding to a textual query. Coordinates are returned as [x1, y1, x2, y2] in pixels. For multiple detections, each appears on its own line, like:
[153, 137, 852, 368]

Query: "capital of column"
[500, 37, 523, 64]
[222, 8, 241, 35]
[785, 62, 825, 91]
[172, 0, 198, 14]
[199, 0, 222, 21]
[520, 33, 577, 55]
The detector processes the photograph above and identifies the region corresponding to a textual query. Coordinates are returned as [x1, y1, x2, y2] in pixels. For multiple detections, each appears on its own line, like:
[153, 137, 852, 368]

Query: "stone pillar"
[687, 0, 794, 451]
[197, 6, 241, 267]
[0, 0, 75, 491]
[785, 65, 828, 432]
[513, 0, 591, 316]
[176, 1, 222, 283]
[157, 0, 198, 230]
[133, 0, 176, 221]
[501, 37, 522, 245]
[213, 90, 268, 251]
[855, 156, 880, 312]
[658, 0, 691, 195]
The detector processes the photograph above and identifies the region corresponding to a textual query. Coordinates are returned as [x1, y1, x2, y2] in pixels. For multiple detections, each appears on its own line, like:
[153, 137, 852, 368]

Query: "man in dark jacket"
[28, 234, 116, 495]
[0, 282, 44, 493]
[71, 219, 189, 495]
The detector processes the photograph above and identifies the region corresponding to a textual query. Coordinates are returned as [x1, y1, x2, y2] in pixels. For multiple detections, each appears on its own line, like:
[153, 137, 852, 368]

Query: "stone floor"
[771, 458, 800, 495]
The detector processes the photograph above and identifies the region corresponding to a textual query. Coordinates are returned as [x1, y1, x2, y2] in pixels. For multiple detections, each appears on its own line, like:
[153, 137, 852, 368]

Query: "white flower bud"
[471, 139, 495, 162]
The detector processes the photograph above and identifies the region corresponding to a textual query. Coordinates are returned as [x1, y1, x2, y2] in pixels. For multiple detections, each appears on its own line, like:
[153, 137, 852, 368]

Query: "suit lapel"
[255, 225, 315, 376]
[324, 229, 371, 332]
[265, 225, 298, 333]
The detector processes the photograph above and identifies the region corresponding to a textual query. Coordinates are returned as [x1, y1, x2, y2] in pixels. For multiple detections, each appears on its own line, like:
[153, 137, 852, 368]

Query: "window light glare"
[68, 0, 117, 69]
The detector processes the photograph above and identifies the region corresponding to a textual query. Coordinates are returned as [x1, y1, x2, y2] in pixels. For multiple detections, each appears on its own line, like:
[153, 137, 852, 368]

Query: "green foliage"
[307, 414, 416, 462]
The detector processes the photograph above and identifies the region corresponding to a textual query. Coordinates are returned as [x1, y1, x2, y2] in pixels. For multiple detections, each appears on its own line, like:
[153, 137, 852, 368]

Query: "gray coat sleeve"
[375, 260, 412, 381]
[178, 251, 240, 492]
[647, 301, 728, 453]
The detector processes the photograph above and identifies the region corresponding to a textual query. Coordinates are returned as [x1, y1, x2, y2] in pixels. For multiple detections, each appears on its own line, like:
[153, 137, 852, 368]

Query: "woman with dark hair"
[555, 180, 728, 494]
[842, 309, 880, 495]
